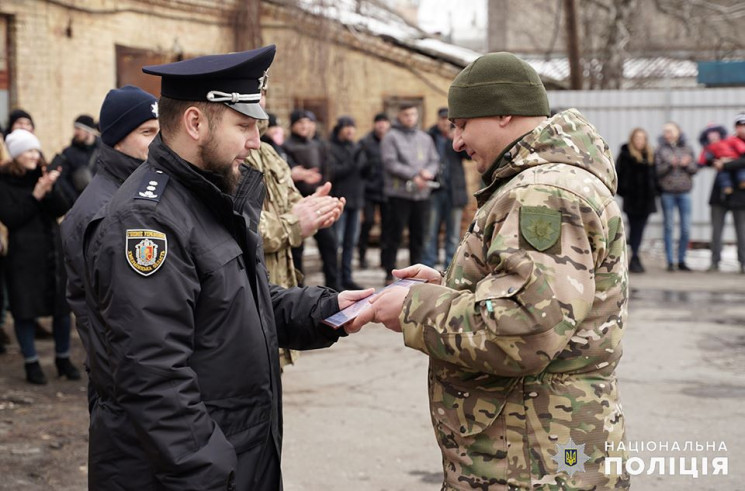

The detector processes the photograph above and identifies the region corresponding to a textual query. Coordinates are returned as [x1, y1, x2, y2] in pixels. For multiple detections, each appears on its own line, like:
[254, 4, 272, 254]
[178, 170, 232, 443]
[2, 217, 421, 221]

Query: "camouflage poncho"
[400, 109, 630, 490]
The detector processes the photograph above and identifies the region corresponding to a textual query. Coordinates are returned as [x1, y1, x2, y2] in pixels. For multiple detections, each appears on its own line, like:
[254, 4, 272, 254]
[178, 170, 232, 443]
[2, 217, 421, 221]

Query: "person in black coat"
[283, 109, 340, 290]
[704, 114, 745, 274]
[0, 129, 80, 384]
[79, 47, 371, 491]
[423, 107, 470, 269]
[51, 114, 101, 204]
[616, 128, 658, 273]
[61, 84, 159, 412]
[356, 113, 390, 269]
[329, 116, 363, 289]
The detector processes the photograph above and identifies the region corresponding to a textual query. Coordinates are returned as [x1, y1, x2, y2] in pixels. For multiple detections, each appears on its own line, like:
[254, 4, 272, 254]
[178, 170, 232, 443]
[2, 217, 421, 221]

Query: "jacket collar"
[96, 144, 143, 185]
[147, 134, 238, 221]
[474, 132, 528, 207]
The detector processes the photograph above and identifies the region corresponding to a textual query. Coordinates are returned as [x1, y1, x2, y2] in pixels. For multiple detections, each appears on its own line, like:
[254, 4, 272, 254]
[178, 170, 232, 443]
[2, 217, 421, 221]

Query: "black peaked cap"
[142, 44, 276, 120]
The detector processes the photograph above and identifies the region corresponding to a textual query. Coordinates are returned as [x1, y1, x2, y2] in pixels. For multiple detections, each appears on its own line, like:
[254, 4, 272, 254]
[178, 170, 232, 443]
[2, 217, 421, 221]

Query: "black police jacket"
[61, 144, 143, 412]
[81, 135, 342, 490]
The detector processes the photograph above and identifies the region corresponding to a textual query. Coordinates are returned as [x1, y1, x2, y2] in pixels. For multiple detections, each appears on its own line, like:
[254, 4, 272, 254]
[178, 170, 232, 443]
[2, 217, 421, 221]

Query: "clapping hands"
[32, 165, 61, 201]
[292, 182, 345, 237]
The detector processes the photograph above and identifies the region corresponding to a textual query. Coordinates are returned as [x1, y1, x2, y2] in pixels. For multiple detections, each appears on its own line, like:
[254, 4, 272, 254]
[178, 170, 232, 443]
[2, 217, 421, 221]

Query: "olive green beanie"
[448, 52, 550, 119]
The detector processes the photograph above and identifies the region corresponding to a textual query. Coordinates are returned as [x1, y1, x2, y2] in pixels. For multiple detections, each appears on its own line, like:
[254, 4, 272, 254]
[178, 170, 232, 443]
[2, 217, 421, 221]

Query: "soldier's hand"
[312, 181, 332, 197]
[393, 264, 443, 285]
[337, 288, 375, 334]
[413, 175, 427, 190]
[349, 287, 408, 333]
[293, 196, 341, 238]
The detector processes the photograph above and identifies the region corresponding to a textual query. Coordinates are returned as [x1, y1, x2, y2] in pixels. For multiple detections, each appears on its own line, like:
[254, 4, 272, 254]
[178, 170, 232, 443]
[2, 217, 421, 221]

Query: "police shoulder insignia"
[126, 229, 167, 276]
[134, 169, 169, 202]
[519, 206, 561, 252]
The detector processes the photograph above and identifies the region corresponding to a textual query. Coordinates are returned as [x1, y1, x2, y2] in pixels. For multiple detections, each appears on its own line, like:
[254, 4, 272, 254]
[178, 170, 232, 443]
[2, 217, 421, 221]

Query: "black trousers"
[291, 226, 339, 290]
[381, 196, 431, 275]
[358, 199, 388, 266]
[626, 213, 650, 258]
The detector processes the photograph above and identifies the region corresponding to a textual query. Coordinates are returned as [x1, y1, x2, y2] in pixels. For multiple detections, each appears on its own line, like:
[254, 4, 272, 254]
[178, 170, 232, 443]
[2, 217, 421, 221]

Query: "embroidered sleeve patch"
[126, 229, 168, 276]
[519, 206, 561, 252]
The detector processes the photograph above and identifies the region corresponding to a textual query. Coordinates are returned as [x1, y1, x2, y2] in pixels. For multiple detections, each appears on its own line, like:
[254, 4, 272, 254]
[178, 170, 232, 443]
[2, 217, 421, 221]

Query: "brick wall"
[2, 0, 236, 154]
[2, 1, 477, 218]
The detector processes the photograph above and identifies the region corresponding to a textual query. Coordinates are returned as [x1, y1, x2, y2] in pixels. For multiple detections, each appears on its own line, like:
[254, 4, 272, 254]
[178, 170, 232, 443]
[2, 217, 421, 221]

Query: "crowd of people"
[0, 94, 473, 382]
[264, 102, 470, 290]
[1, 41, 743, 489]
[615, 116, 745, 274]
[1, 88, 744, 386]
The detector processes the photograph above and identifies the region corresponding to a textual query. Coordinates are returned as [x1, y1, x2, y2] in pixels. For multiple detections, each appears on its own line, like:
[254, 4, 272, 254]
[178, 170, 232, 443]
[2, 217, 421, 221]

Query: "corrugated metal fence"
[547, 87, 745, 243]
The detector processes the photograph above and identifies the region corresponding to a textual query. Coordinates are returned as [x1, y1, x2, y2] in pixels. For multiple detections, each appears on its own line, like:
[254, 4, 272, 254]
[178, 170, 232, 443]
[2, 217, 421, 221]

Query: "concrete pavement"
[282, 242, 745, 490]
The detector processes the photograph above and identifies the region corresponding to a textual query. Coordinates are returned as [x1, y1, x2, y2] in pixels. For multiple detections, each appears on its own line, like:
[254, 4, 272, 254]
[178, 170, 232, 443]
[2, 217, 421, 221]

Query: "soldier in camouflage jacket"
[246, 129, 345, 366]
[352, 53, 630, 490]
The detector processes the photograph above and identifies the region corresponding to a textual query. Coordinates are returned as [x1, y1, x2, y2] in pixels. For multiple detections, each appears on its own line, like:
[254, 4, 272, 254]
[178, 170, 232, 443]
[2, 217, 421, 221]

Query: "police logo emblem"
[551, 438, 590, 477]
[126, 229, 167, 276]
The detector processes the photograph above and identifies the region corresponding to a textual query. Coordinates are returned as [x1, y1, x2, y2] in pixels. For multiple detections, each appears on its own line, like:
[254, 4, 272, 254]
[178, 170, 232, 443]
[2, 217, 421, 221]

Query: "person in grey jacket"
[655, 122, 697, 271]
[380, 104, 439, 284]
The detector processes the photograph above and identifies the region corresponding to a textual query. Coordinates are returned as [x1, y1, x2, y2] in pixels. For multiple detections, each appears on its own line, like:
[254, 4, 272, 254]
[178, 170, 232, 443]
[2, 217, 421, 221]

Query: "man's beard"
[198, 134, 241, 194]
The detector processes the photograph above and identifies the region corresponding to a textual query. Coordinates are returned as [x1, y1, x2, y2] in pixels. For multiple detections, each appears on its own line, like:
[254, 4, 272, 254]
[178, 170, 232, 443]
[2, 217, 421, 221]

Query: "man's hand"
[292, 194, 343, 238]
[312, 182, 345, 228]
[337, 288, 375, 334]
[393, 264, 443, 285]
[419, 169, 435, 181]
[348, 286, 409, 333]
[413, 175, 427, 190]
[290, 166, 322, 185]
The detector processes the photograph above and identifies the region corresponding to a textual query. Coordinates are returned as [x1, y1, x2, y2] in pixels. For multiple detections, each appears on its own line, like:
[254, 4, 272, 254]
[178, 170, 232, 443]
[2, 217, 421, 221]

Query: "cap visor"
[227, 102, 268, 120]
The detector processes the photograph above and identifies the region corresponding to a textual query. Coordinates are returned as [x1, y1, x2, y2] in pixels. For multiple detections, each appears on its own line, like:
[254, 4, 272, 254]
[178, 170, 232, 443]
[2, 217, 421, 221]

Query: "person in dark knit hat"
[51, 113, 101, 203]
[61, 85, 159, 406]
[4, 109, 35, 137]
[98, 85, 159, 158]
[350, 52, 630, 490]
[357, 112, 391, 269]
[329, 115, 363, 290]
[283, 107, 342, 291]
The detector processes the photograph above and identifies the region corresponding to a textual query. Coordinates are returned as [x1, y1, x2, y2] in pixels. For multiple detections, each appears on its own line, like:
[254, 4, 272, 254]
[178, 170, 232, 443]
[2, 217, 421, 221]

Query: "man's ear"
[182, 106, 205, 141]
[497, 115, 513, 128]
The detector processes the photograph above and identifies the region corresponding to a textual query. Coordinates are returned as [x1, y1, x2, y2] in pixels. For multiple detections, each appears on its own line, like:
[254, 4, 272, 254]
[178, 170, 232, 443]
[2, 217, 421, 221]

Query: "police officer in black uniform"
[78, 45, 371, 490]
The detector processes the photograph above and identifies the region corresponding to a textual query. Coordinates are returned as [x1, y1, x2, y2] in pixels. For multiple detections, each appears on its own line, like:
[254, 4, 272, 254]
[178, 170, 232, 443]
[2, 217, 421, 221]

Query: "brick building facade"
[1, 0, 466, 156]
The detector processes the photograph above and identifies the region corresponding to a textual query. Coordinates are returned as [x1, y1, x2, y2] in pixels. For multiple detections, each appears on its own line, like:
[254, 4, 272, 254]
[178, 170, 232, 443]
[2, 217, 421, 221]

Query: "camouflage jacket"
[399, 109, 630, 490]
[245, 142, 303, 288]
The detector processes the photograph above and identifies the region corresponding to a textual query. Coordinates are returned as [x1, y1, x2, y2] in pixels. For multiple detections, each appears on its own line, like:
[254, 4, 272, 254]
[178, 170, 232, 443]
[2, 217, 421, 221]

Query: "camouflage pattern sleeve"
[249, 144, 304, 254]
[400, 177, 613, 377]
[259, 207, 303, 253]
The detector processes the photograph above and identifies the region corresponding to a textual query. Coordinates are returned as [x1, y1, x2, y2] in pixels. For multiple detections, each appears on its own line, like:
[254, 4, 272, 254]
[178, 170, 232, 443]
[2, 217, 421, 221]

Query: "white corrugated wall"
[547, 87, 745, 243]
